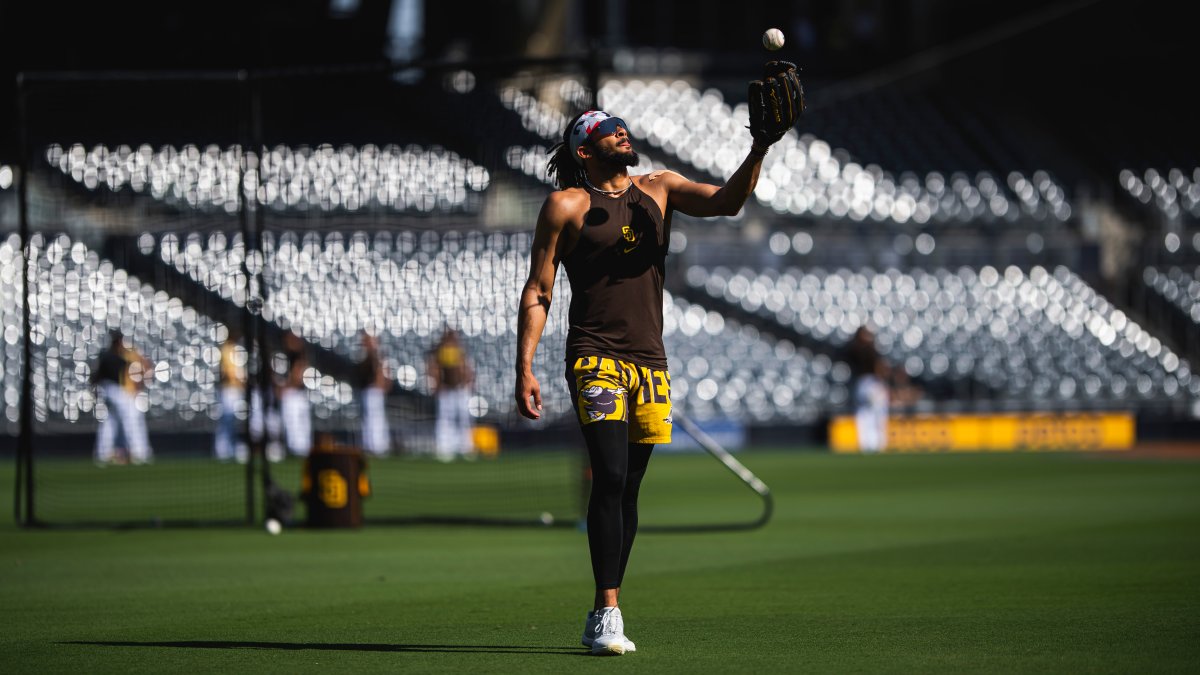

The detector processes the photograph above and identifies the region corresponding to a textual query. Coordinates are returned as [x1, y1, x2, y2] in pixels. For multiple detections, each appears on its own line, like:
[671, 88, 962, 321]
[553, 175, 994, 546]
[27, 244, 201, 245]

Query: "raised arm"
[515, 190, 581, 420]
[654, 60, 804, 218]
[652, 147, 769, 218]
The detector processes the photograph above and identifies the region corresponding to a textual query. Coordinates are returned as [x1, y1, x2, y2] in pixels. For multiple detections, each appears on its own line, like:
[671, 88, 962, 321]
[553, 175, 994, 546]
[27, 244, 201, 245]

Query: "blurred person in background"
[91, 330, 154, 465]
[280, 331, 312, 457]
[428, 326, 474, 461]
[121, 334, 155, 462]
[845, 325, 891, 453]
[514, 61, 803, 656]
[357, 331, 392, 456]
[214, 328, 247, 463]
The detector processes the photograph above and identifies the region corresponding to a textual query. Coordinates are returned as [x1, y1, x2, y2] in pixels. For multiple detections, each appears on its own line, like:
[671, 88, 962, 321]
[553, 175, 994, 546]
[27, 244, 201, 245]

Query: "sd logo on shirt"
[620, 225, 639, 253]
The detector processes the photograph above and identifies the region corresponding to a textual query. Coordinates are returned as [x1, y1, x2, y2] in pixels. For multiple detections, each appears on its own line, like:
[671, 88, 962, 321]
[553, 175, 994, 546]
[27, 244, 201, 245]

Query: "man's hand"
[515, 370, 543, 420]
[748, 60, 805, 147]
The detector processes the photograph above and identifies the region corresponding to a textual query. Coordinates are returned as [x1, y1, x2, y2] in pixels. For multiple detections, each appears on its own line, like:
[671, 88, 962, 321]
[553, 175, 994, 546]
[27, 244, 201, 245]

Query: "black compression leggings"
[583, 421, 654, 590]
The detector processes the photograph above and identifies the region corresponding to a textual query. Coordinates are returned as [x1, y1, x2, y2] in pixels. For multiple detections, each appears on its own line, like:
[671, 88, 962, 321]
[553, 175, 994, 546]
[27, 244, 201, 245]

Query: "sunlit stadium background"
[1, 0, 1197, 528]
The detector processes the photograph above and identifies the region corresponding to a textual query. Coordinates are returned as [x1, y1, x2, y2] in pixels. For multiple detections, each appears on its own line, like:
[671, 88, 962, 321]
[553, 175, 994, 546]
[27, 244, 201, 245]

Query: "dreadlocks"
[546, 112, 588, 190]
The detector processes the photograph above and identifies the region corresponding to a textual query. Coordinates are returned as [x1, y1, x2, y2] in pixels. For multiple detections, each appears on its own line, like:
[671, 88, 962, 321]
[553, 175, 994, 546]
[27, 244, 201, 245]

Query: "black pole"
[237, 69, 256, 526]
[586, 42, 600, 111]
[15, 73, 34, 526]
[250, 74, 274, 522]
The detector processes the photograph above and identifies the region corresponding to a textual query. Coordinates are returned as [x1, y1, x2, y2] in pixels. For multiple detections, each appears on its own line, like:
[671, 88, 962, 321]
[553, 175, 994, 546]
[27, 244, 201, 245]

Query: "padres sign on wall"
[829, 412, 1135, 453]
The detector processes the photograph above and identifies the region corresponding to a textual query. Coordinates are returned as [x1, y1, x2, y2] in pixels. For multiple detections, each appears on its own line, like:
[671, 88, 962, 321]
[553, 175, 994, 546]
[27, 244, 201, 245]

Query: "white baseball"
[763, 28, 785, 51]
[265, 518, 282, 535]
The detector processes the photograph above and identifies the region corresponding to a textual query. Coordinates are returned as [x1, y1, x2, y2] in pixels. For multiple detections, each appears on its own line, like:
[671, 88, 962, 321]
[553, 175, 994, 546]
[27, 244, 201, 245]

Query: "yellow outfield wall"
[829, 411, 1136, 453]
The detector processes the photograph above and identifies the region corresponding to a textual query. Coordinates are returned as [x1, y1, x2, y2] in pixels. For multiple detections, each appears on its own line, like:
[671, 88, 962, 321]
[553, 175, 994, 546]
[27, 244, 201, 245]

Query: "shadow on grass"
[63, 640, 589, 656]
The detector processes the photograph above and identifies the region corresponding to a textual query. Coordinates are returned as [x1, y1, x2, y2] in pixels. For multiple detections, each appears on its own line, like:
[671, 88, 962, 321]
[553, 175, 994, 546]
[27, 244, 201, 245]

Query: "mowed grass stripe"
[2, 450, 1198, 673]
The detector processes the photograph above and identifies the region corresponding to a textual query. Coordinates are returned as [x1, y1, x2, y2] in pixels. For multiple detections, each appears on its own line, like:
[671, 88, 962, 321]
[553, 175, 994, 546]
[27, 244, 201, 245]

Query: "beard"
[592, 143, 640, 168]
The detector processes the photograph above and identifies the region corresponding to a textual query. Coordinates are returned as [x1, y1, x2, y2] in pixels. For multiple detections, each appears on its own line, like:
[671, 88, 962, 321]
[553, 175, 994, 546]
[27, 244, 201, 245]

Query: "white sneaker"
[582, 607, 635, 655]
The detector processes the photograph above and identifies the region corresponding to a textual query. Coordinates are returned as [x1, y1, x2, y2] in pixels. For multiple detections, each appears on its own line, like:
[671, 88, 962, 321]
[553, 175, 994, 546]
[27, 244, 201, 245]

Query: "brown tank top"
[563, 183, 669, 369]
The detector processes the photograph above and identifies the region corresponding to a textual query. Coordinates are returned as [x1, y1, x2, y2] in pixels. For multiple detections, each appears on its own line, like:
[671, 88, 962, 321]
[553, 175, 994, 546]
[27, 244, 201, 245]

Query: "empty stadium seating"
[2, 218, 1195, 433]
[149, 228, 849, 424]
[1145, 266, 1200, 326]
[48, 142, 491, 214]
[0, 233, 346, 433]
[1120, 168, 1200, 225]
[687, 261, 1197, 411]
[501, 77, 1072, 228]
[2, 77, 1193, 433]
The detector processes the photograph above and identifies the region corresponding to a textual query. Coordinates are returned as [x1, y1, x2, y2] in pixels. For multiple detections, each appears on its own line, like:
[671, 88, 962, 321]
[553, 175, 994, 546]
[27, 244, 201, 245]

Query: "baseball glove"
[748, 60, 805, 147]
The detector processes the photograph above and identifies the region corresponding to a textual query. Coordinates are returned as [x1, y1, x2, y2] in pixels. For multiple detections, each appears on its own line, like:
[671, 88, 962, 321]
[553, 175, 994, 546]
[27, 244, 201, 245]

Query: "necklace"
[583, 175, 633, 196]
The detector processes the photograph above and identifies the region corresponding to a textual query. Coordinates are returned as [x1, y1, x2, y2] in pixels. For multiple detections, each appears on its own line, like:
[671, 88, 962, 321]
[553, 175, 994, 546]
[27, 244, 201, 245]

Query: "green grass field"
[3, 449, 1199, 673]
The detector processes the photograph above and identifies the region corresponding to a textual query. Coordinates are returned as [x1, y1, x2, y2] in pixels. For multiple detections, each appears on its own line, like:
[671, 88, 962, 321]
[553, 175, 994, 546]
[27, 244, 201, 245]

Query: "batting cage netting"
[8, 57, 773, 530]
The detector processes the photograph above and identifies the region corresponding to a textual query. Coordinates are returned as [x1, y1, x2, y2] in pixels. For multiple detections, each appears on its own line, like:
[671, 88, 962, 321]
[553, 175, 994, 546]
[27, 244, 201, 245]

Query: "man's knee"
[583, 421, 630, 490]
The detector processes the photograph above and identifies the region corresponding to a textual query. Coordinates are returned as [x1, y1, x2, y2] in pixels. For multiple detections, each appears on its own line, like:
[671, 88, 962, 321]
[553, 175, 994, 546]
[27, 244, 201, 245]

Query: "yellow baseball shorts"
[567, 355, 672, 444]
